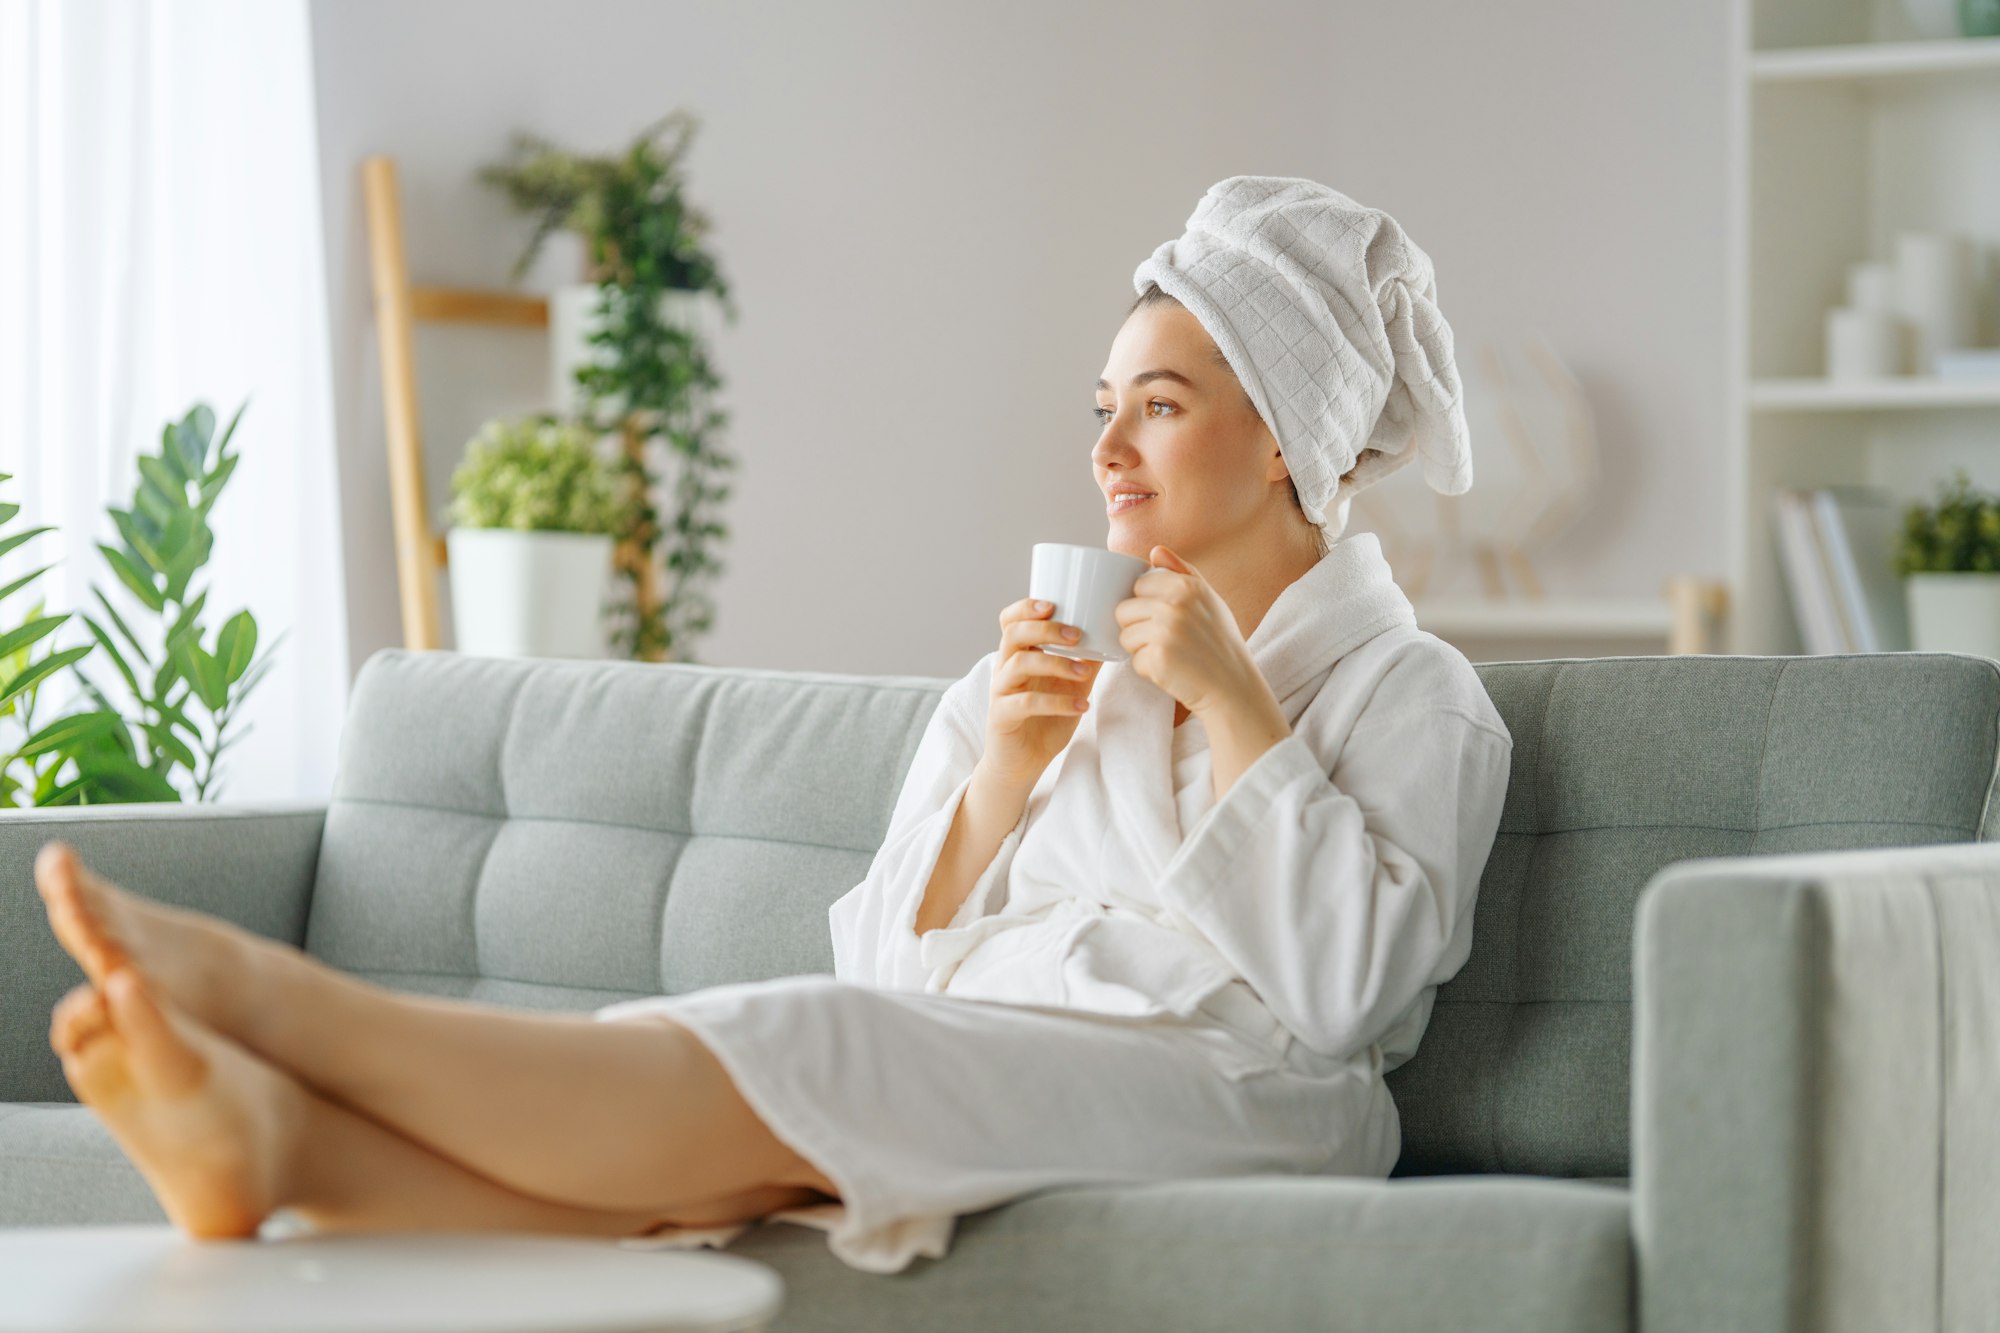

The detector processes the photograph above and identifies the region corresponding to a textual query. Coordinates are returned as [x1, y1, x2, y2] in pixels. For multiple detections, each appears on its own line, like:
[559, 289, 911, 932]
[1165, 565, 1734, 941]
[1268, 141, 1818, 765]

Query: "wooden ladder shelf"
[360, 154, 550, 650]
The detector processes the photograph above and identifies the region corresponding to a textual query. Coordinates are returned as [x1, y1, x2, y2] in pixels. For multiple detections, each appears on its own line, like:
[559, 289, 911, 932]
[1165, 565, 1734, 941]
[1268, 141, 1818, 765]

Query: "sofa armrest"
[0, 804, 326, 1103]
[1633, 840, 2000, 1333]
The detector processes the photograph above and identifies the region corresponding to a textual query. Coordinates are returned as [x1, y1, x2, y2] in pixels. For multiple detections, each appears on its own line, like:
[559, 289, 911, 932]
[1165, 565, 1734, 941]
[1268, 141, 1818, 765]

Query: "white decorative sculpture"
[1351, 330, 1599, 600]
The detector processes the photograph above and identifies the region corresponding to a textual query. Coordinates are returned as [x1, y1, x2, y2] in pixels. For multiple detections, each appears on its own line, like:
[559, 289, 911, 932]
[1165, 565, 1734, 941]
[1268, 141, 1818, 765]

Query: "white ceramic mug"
[1029, 543, 1153, 662]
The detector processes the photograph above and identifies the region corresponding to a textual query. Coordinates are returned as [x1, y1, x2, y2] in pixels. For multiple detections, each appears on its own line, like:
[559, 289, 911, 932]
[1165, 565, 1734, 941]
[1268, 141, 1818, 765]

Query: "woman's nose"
[1091, 440, 1132, 474]
[1092, 416, 1137, 467]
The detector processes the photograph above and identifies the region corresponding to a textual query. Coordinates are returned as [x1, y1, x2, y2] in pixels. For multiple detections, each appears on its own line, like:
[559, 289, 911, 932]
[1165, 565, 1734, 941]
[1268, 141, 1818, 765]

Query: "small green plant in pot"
[1894, 466, 2000, 657]
[444, 414, 627, 659]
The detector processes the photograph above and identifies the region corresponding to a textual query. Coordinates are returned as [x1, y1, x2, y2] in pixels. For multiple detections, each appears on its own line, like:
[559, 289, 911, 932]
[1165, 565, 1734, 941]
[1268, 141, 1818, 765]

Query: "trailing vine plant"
[480, 111, 740, 662]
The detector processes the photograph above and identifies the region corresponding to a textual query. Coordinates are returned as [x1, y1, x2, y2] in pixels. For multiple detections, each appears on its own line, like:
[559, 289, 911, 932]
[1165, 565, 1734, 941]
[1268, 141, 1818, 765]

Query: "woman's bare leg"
[48, 972, 826, 1239]
[36, 841, 840, 1213]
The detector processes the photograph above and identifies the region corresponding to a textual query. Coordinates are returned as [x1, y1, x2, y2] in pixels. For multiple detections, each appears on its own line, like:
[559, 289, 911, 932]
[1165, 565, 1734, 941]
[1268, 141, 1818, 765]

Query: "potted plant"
[443, 415, 628, 660]
[0, 469, 104, 806]
[479, 111, 738, 665]
[1894, 466, 2000, 657]
[0, 401, 283, 805]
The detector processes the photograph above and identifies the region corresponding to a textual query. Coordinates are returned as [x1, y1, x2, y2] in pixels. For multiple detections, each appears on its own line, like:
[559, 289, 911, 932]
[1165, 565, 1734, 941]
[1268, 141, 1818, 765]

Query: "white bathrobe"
[596, 530, 1514, 1272]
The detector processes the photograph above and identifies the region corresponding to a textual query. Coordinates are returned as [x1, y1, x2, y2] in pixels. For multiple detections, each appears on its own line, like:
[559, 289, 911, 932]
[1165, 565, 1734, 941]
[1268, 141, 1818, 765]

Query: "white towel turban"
[1132, 176, 1473, 540]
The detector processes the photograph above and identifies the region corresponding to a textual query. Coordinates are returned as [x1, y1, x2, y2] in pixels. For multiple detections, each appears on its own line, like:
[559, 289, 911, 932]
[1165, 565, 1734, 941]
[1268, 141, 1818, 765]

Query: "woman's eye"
[1091, 401, 1175, 423]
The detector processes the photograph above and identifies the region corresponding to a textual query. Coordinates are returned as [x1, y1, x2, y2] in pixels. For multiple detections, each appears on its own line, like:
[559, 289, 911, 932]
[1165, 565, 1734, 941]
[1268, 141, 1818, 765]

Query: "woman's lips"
[1106, 492, 1156, 515]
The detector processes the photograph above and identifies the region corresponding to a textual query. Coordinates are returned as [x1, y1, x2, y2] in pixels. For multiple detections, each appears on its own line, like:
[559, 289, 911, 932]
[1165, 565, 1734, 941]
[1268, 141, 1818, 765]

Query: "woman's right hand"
[979, 599, 1105, 792]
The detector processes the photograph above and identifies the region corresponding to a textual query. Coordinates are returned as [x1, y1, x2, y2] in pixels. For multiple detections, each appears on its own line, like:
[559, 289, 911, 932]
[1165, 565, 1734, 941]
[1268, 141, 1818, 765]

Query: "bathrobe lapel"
[1095, 531, 1419, 892]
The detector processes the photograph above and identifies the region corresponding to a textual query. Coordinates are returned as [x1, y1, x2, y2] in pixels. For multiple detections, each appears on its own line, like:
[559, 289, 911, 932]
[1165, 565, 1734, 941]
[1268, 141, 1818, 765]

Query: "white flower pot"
[549, 283, 722, 420]
[447, 528, 615, 659]
[1901, 0, 1960, 37]
[1905, 572, 2000, 659]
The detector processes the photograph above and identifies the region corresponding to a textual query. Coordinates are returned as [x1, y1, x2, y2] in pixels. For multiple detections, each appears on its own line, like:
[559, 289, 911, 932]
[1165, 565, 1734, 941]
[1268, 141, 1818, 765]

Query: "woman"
[35, 176, 1512, 1275]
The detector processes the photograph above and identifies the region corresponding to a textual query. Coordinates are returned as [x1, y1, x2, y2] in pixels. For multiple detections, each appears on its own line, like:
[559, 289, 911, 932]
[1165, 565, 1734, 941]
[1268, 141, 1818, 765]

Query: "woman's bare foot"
[49, 967, 304, 1240]
[35, 841, 267, 1039]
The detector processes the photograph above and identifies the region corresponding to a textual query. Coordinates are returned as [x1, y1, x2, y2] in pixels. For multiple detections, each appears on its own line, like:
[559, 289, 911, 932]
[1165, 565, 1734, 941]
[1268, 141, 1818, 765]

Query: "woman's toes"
[104, 969, 206, 1099]
[36, 842, 130, 988]
[65, 969, 288, 1240]
[49, 984, 112, 1057]
[56, 1006, 137, 1111]
[33, 843, 248, 1039]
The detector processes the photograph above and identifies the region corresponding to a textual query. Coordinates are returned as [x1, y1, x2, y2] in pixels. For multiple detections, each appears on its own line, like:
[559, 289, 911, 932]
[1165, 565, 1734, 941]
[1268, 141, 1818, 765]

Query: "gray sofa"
[3, 646, 1996, 1332]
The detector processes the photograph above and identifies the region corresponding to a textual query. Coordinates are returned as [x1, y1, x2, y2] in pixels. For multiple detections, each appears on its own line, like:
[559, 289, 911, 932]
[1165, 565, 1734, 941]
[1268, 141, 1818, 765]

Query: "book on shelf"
[1771, 485, 1912, 654]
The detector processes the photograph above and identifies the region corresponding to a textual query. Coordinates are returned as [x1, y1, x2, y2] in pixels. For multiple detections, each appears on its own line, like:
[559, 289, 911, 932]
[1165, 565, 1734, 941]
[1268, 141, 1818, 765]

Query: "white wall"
[311, 0, 1728, 683]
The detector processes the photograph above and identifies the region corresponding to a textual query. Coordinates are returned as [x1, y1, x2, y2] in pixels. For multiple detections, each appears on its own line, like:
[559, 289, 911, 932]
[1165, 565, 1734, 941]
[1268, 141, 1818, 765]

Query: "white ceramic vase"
[1901, 0, 1961, 36]
[1905, 572, 2000, 659]
[549, 283, 723, 419]
[1893, 231, 1977, 376]
[447, 528, 615, 659]
[1824, 306, 1904, 379]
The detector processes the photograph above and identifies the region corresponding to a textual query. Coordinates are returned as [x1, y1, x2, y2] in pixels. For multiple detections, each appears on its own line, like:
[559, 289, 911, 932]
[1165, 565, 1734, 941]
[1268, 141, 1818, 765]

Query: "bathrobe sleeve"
[827, 651, 1031, 992]
[1154, 656, 1513, 1062]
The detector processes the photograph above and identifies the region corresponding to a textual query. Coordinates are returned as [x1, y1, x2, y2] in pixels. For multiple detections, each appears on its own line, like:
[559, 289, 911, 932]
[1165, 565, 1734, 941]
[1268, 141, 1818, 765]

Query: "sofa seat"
[724, 1175, 1632, 1333]
[0, 1107, 1630, 1333]
[0, 1104, 165, 1226]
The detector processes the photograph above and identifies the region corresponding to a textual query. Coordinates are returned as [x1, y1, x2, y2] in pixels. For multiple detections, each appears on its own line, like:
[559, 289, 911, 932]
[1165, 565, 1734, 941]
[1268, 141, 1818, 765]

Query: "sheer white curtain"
[0, 0, 347, 802]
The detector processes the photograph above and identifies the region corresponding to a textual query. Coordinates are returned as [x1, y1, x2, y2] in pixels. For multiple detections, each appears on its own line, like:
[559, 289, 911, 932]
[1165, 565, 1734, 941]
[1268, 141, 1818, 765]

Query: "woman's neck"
[1199, 537, 1323, 644]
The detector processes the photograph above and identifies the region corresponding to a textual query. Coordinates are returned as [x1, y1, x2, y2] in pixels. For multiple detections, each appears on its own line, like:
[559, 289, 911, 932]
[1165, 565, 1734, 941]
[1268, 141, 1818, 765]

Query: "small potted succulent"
[443, 415, 627, 659]
[1894, 466, 2000, 657]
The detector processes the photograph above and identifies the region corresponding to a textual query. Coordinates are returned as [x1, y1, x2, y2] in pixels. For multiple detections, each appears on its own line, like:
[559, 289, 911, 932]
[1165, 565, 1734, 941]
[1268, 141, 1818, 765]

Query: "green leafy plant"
[1894, 467, 2000, 575]
[445, 415, 627, 534]
[480, 111, 739, 663]
[0, 473, 115, 807]
[67, 402, 286, 802]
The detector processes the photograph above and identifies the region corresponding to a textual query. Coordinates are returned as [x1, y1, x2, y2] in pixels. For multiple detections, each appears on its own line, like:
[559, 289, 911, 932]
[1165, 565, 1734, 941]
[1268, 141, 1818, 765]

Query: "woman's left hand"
[1114, 545, 1266, 719]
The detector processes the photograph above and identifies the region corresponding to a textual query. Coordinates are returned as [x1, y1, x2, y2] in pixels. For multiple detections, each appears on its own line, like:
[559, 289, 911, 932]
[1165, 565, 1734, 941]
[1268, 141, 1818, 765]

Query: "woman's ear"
[1267, 444, 1292, 485]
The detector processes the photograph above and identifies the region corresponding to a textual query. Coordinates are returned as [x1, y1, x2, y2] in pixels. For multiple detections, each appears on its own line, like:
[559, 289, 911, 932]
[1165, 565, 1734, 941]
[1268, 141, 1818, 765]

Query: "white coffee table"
[0, 1225, 784, 1333]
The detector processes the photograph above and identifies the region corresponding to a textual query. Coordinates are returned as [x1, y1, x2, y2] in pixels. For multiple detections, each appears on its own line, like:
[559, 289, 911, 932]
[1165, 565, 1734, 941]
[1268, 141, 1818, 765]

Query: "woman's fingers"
[998, 645, 1092, 694]
[1000, 686, 1089, 718]
[1001, 613, 1081, 657]
[990, 601, 1097, 726]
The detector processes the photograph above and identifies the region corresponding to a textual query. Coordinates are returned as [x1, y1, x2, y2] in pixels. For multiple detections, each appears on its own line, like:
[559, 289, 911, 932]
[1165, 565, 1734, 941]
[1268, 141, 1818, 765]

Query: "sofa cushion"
[1388, 654, 2000, 1178]
[0, 1104, 165, 1226]
[724, 1175, 1632, 1333]
[308, 652, 948, 996]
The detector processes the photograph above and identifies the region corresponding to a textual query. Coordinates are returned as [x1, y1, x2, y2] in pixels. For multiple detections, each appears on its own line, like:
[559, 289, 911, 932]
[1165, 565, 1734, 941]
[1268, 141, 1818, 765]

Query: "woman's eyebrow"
[1095, 369, 1198, 391]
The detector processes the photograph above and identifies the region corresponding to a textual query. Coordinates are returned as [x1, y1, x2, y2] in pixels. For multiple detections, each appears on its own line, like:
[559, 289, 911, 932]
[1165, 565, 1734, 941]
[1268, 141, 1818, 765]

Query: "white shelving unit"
[1729, 1, 2000, 655]
[1750, 32, 2000, 80]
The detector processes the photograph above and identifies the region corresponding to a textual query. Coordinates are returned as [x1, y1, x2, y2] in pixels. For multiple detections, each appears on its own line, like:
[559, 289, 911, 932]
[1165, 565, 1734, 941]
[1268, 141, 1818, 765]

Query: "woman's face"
[1092, 301, 1290, 564]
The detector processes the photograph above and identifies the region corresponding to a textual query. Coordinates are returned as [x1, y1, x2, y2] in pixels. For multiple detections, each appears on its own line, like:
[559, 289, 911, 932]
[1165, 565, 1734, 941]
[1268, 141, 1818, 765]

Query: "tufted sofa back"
[311, 649, 2000, 1179]
[1385, 652, 1999, 1176]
